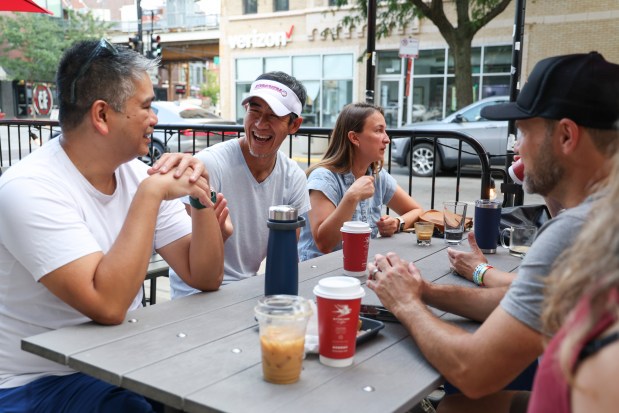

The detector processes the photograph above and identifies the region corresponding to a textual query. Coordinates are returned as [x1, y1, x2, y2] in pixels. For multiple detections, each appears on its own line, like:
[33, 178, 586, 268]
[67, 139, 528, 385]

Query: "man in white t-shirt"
[0, 39, 224, 412]
[166, 71, 311, 297]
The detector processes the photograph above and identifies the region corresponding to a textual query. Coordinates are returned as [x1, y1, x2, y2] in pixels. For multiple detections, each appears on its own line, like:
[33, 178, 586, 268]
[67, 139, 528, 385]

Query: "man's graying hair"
[57, 39, 158, 131]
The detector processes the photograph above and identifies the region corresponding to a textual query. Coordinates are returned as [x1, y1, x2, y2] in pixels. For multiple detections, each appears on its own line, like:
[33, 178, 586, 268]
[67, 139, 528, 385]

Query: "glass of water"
[443, 201, 468, 245]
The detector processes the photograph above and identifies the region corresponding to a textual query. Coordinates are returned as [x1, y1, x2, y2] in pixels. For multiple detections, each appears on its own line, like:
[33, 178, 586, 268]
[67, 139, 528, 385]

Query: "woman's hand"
[377, 215, 399, 237]
[346, 175, 375, 203]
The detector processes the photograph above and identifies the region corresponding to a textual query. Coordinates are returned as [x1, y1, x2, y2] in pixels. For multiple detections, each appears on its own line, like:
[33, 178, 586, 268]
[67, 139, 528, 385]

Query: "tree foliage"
[0, 10, 112, 82]
[332, 0, 513, 109]
[200, 70, 220, 106]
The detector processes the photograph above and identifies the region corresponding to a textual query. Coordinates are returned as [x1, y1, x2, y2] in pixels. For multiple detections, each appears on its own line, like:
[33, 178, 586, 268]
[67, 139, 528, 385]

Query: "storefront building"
[218, 1, 619, 127]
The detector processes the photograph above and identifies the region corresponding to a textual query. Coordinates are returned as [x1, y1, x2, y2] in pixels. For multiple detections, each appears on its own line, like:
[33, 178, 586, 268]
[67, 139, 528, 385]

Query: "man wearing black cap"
[366, 52, 619, 412]
[164, 71, 311, 297]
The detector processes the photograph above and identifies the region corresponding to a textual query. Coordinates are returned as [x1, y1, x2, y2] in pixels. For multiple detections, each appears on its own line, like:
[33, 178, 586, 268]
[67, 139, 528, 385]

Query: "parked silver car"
[143, 101, 238, 163]
[390, 96, 509, 177]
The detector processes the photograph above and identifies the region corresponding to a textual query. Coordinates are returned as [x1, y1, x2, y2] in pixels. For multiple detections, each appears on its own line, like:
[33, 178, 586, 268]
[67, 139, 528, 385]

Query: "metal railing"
[0, 120, 58, 167]
[0, 119, 497, 208]
[391, 129, 494, 205]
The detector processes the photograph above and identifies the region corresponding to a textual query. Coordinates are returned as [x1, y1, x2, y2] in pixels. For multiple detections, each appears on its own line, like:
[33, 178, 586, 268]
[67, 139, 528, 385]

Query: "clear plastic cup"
[254, 295, 312, 384]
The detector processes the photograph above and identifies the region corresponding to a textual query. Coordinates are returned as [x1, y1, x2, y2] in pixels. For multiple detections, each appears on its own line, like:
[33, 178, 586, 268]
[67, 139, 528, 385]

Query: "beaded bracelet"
[472, 263, 493, 287]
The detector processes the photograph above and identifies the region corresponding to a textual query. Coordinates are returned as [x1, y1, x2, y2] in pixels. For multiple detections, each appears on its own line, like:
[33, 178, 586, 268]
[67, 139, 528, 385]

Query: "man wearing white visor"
[169, 71, 311, 297]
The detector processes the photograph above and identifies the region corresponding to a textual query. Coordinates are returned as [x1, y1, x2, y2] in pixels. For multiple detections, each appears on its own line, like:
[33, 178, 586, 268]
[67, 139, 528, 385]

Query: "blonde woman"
[298, 102, 423, 261]
[528, 151, 619, 413]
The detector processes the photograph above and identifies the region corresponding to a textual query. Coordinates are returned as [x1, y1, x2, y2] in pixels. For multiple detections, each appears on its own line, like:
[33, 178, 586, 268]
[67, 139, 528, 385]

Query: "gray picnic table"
[22, 232, 522, 413]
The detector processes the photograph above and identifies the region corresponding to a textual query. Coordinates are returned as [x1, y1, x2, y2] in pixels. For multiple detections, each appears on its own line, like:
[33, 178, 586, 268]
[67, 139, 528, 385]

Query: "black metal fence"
[0, 119, 501, 209]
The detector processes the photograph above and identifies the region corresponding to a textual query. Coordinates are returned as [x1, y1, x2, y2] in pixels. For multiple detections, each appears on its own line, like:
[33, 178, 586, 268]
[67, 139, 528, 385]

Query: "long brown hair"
[542, 139, 619, 379]
[306, 102, 385, 176]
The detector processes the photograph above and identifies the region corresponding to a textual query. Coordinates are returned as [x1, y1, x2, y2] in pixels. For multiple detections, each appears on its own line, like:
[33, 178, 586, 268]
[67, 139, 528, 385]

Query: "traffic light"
[151, 35, 162, 59]
[128, 35, 140, 51]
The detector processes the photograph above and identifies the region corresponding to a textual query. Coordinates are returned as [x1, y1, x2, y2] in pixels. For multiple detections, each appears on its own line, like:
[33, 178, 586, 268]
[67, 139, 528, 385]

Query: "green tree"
[333, 0, 513, 110]
[200, 69, 220, 106]
[0, 10, 112, 82]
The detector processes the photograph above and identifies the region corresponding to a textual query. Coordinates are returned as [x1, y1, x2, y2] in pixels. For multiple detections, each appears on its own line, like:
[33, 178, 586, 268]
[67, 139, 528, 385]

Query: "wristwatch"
[189, 190, 217, 209]
[396, 217, 405, 233]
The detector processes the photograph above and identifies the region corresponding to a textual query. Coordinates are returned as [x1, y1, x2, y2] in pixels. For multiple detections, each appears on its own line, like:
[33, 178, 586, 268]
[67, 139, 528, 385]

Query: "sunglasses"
[69, 38, 119, 105]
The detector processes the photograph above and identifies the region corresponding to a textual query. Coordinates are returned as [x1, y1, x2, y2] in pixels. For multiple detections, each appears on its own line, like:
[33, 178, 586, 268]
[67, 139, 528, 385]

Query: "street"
[386, 163, 544, 211]
[287, 136, 544, 212]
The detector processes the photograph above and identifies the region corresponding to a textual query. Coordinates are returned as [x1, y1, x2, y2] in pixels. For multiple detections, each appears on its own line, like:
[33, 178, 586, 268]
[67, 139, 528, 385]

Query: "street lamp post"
[502, 0, 527, 206]
[136, 0, 143, 55]
[365, 0, 376, 104]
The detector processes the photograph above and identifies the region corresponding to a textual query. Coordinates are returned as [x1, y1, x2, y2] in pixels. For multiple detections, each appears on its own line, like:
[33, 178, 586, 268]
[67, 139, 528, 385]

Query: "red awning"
[0, 0, 53, 14]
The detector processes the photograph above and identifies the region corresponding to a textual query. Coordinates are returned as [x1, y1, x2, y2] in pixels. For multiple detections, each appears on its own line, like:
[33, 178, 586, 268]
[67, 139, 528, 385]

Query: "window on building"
[322, 54, 353, 128]
[235, 53, 354, 127]
[243, 0, 257, 14]
[328, 0, 347, 6]
[377, 45, 511, 125]
[265, 57, 291, 73]
[274, 0, 289, 11]
[411, 45, 510, 119]
[176, 62, 208, 99]
[293, 56, 321, 126]
[166, 0, 214, 29]
[377, 51, 402, 75]
[483, 45, 511, 73]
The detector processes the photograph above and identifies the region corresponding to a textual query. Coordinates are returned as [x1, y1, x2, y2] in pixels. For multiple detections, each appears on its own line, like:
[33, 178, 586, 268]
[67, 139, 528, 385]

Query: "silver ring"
[370, 268, 380, 278]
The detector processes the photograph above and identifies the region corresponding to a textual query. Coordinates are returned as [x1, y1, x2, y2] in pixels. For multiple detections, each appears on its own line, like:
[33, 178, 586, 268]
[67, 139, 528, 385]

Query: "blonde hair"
[306, 102, 385, 177]
[542, 139, 619, 379]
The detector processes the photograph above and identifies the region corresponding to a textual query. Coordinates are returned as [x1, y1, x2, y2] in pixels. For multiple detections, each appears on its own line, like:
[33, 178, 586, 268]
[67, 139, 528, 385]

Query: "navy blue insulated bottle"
[265, 205, 306, 296]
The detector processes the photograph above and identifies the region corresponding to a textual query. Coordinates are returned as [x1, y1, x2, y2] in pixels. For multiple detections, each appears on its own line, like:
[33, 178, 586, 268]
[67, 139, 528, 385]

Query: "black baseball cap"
[481, 52, 619, 130]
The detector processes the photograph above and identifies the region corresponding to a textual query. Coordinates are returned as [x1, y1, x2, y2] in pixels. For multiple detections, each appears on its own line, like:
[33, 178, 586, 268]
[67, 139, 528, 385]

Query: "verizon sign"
[229, 26, 294, 49]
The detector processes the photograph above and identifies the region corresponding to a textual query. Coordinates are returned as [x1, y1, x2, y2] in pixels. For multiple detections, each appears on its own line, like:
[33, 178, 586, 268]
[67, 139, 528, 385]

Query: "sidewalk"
[144, 276, 171, 304]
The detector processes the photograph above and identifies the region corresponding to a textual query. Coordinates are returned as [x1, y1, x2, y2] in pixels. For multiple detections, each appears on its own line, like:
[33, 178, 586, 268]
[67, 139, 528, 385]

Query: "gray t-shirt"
[500, 194, 596, 332]
[297, 167, 397, 261]
[170, 139, 310, 298]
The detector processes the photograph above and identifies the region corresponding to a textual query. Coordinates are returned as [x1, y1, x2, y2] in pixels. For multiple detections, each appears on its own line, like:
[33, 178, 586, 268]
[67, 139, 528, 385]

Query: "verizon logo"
[229, 26, 294, 49]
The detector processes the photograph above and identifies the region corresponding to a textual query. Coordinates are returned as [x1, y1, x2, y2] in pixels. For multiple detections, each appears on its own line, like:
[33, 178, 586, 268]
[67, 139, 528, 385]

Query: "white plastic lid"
[313, 276, 366, 300]
[340, 221, 371, 234]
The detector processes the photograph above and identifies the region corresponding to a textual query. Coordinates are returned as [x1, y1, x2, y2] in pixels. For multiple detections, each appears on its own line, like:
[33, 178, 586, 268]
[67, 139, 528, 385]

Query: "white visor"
[241, 79, 303, 117]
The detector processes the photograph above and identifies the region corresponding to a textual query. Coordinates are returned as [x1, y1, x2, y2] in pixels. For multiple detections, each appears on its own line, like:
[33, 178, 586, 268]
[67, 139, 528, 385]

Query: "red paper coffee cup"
[341, 221, 371, 276]
[508, 158, 525, 185]
[313, 276, 366, 367]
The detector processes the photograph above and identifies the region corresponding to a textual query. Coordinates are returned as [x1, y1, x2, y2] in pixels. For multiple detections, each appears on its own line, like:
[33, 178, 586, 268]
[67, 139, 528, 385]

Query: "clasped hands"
[147, 153, 232, 240]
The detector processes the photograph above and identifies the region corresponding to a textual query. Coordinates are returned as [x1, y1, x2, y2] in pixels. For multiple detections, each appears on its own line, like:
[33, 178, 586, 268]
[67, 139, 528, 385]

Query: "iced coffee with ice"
[260, 326, 306, 384]
[255, 295, 312, 384]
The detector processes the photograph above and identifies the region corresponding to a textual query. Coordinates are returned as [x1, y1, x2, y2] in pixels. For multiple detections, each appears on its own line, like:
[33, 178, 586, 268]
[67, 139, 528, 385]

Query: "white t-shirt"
[0, 138, 191, 388]
[170, 139, 310, 297]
